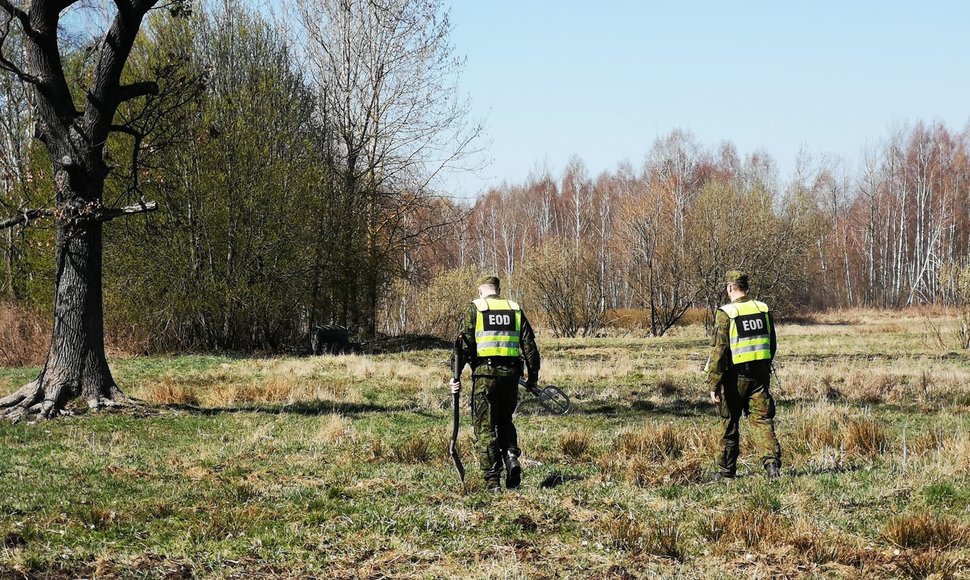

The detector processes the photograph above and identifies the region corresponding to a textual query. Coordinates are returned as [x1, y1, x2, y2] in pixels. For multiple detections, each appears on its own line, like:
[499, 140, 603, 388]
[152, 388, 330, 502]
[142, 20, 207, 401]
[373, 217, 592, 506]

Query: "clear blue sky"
[444, 0, 970, 196]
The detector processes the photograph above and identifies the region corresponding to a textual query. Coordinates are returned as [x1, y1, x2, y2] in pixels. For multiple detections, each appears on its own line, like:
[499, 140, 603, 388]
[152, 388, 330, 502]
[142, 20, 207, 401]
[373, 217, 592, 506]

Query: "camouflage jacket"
[457, 294, 540, 379]
[707, 296, 777, 389]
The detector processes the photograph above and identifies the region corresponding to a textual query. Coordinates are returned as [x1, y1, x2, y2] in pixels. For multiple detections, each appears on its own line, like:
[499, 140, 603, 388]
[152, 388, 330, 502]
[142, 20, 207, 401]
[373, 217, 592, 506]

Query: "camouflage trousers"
[471, 374, 520, 485]
[716, 367, 782, 476]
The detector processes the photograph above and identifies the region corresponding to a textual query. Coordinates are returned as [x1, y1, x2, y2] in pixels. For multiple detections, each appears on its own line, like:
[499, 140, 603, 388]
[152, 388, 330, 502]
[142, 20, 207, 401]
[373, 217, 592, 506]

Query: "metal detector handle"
[452, 336, 465, 382]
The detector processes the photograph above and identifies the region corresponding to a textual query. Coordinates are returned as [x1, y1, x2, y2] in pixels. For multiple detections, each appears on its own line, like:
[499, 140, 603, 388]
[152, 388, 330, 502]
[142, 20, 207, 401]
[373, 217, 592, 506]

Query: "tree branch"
[0, 12, 40, 83]
[86, 0, 159, 140]
[0, 208, 56, 230]
[0, 0, 31, 33]
[117, 81, 159, 103]
[93, 200, 158, 222]
[0, 201, 158, 229]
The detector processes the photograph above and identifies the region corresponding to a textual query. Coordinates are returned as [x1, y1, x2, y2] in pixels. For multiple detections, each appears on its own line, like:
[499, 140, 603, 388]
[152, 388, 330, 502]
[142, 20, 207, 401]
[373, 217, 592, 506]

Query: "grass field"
[1, 310, 969, 578]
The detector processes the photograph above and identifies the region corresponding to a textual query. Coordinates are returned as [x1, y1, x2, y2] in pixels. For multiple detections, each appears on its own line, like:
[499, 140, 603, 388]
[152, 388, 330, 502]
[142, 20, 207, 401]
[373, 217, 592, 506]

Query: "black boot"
[503, 450, 522, 489]
[765, 462, 781, 479]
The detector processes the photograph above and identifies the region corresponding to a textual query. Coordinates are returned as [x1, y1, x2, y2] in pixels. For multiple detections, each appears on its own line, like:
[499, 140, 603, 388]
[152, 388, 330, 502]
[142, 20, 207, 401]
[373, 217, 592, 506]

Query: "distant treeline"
[400, 125, 970, 338]
[2, 2, 969, 353]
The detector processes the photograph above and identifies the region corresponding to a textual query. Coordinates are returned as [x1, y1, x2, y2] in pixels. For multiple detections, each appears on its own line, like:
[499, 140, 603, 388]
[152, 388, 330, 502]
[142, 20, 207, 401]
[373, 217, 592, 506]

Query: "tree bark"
[0, 179, 127, 420]
[0, 0, 164, 419]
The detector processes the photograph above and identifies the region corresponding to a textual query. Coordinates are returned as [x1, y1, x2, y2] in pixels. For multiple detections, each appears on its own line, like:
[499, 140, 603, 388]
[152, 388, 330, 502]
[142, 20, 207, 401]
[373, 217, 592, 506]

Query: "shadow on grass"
[158, 400, 438, 419]
[557, 396, 714, 419]
[787, 463, 869, 478]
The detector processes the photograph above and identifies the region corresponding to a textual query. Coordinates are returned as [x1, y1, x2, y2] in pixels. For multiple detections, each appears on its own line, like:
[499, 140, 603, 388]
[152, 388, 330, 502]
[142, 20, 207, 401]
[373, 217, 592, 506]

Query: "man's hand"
[710, 390, 720, 404]
[449, 378, 461, 394]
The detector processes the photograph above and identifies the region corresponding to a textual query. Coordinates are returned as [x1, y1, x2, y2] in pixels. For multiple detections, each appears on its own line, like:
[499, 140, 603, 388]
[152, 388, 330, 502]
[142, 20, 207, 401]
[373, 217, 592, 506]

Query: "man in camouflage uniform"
[449, 275, 540, 492]
[707, 270, 782, 479]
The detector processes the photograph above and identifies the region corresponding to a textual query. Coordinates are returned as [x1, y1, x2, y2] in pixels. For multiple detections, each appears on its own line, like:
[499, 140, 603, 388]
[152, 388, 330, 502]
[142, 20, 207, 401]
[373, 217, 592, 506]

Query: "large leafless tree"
[297, 0, 482, 335]
[0, 0, 169, 420]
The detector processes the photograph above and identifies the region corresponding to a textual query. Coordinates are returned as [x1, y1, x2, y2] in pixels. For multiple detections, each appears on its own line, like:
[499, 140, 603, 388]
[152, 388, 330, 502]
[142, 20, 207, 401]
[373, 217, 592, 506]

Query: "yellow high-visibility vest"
[473, 297, 522, 358]
[720, 300, 772, 364]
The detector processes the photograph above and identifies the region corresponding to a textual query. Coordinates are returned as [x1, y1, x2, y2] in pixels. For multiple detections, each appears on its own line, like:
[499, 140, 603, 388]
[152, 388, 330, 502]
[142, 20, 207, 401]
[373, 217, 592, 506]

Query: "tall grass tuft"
[314, 414, 354, 446]
[883, 514, 969, 550]
[142, 381, 199, 406]
[894, 549, 961, 580]
[605, 517, 684, 561]
[388, 429, 436, 463]
[616, 423, 684, 462]
[558, 428, 594, 459]
[704, 509, 786, 548]
[842, 416, 890, 457]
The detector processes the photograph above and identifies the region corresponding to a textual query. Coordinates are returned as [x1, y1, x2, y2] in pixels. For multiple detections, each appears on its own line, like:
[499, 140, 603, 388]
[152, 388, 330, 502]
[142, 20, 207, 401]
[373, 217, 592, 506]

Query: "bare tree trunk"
[1, 189, 126, 420]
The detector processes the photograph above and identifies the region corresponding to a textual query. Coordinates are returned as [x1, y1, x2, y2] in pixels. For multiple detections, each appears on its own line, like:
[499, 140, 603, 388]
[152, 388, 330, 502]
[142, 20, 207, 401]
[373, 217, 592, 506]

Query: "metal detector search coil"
[518, 378, 571, 415]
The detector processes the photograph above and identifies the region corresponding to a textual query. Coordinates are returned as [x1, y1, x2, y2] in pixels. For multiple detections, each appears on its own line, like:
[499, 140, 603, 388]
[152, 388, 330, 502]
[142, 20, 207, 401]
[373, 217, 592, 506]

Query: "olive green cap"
[725, 270, 748, 286]
[477, 275, 500, 288]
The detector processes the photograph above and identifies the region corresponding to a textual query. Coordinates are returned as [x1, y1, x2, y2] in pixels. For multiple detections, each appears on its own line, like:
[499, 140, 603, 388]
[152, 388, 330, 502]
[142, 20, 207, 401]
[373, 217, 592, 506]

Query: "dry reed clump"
[911, 426, 947, 455]
[141, 379, 199, 406]
[941, 429, 970, 472]
[0, 302, 48, 367]
[883, 514, 970, 550]
[601, 423, 710, 487]
[604, 516, 684, 560]
[655, 376, 680, 397]
[792, 415, 839, 453]
[387, 429, 436, 463]
[841, 416, 891, 458]
[558, 429, 594, 459]
[202, 378, 297, 407]
[313, 414, 354, 446]
[847, 371, 900, 404]
[616, 423, 685, 462]
[657, 457, 708, 486]
[894, 549, 963, 580]
[702, 509, 788, 548]
[789, 529, 865, 567]
[808, 372, 844, 401]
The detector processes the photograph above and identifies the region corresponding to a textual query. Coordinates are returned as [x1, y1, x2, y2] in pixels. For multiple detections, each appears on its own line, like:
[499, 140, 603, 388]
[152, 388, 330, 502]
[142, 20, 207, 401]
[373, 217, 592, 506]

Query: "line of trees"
[385, 125, 970, 337]
[3, 0, 969, 359]
[1, 0, 476, 357]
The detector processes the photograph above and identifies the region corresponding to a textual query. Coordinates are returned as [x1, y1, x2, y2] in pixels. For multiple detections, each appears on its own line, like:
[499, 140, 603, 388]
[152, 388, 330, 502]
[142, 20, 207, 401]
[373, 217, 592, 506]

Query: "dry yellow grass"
[313, 413, 355, 446]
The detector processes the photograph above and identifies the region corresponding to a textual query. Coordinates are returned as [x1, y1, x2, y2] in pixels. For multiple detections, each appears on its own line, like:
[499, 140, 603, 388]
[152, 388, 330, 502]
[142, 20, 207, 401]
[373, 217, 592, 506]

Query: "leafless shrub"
[960, 310, 970, 349]
[519, 241, 605, 338]
[382, 265, 478, 338]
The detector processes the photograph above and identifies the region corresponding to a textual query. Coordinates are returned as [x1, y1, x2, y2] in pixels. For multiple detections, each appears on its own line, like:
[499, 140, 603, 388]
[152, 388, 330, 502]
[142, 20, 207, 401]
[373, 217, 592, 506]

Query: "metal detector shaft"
[449, 337, 466, 482]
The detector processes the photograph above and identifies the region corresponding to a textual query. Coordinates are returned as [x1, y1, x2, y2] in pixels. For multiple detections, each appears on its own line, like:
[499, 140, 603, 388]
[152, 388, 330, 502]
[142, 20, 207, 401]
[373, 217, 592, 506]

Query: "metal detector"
[518, 378, 571, 415]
